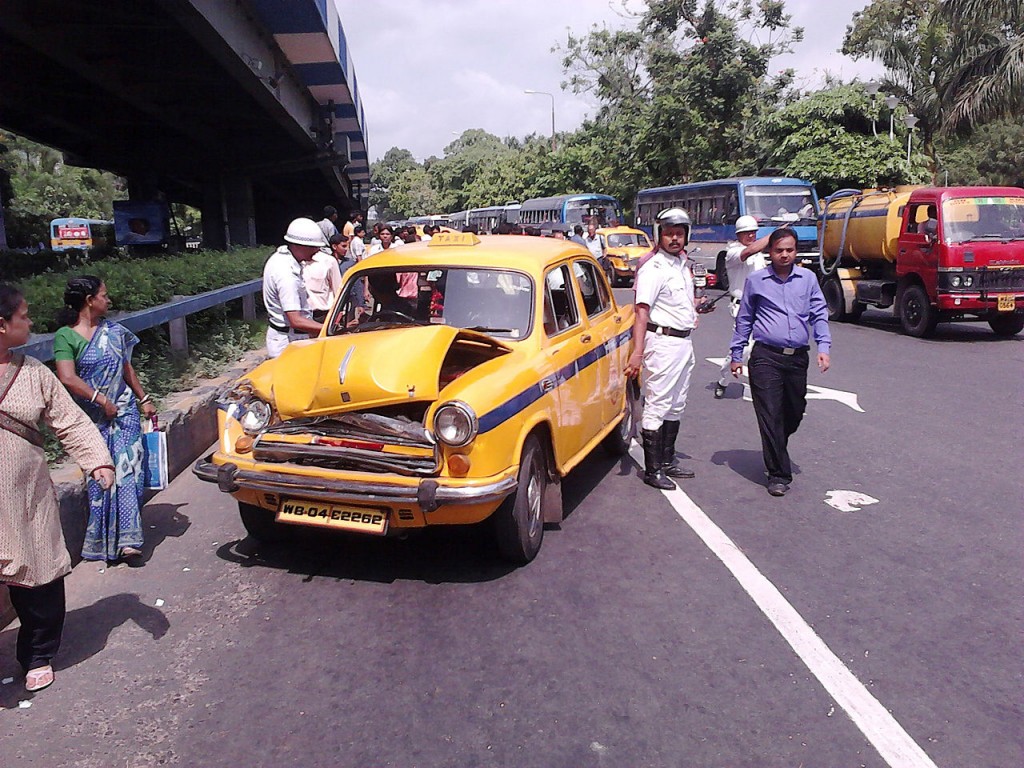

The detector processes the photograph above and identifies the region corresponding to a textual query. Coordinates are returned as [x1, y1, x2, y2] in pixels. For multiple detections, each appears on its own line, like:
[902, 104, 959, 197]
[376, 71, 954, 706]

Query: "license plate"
[276, 499, 388, 535]
[997, 295, 1015, 311]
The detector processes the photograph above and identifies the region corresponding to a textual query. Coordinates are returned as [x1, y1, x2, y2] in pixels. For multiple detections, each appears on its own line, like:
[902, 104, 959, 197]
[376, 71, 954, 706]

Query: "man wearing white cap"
[714, 215, 772, 399]
[263, 217, 326, 358]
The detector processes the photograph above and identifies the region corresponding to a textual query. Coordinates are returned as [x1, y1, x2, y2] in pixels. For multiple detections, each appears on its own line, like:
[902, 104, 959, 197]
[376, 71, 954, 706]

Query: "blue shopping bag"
[142, 417, 168, 490]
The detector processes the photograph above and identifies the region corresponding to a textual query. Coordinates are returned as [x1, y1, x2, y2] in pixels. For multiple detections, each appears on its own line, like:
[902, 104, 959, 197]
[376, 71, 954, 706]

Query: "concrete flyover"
[0, 0, 370, 248]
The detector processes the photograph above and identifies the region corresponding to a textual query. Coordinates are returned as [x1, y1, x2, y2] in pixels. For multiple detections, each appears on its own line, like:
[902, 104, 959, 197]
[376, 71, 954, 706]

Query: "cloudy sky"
[335, 0, 884, 163]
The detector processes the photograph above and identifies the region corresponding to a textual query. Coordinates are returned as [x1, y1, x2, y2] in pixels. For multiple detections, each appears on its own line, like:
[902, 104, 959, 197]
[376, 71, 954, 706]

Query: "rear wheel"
[603, 377, 641, 456]
[899, 284, 938, 337]
[989, 314, 1024, 337]
[239, 502, 291, 543]
[493, 435, 548, 564]
[715, 253, 729, 293]
[823, 276, 854, 322]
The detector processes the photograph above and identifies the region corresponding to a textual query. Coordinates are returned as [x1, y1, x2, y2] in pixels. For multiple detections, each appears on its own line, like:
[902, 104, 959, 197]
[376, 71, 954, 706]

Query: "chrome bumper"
[192, 455, 517, 512]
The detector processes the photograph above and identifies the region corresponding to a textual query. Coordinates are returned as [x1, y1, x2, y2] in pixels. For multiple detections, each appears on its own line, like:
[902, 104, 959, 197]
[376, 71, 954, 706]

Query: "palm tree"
[941, 0, 1024, 131]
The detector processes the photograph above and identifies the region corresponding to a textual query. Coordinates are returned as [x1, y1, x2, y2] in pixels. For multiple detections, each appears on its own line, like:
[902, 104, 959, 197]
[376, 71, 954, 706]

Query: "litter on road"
[825, 490, 880, 512]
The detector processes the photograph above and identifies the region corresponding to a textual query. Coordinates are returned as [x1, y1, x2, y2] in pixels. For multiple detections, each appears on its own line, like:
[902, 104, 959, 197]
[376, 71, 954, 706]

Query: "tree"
[939, 118, 1024, 186]
[388, 167, 441, 219]
[369, 147, 420, 219]
[427, 130, 513, 211]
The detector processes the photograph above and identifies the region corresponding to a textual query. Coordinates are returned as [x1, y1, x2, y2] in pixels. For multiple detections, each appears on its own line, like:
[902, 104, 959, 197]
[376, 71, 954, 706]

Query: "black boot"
[641, 429, 675, 490]
[661, 420, 695, 478]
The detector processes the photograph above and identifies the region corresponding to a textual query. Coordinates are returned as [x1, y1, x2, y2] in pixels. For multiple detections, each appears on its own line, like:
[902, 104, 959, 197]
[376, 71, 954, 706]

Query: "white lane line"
[627, 443, 938, 768]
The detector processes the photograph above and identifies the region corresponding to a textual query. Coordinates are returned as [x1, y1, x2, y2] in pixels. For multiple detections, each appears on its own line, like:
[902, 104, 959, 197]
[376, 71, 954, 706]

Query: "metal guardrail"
[16, 278, 263, 362]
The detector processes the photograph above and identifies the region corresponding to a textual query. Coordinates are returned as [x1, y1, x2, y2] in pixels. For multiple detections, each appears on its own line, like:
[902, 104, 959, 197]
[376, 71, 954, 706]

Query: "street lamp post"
[885, 95, 899, 142]
[864, 80, 880, 137]
[904, 114, 920, 166]
[524, 89, 556, 151]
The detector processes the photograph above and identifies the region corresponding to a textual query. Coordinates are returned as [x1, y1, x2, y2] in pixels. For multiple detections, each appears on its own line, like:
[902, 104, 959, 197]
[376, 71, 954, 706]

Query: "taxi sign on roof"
[428, 232, 481, 247]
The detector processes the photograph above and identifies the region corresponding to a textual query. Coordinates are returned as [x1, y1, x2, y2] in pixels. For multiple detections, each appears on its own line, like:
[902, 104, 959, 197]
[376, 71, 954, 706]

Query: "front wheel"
[239, 502, 292, 543]
[989, 314, 1024, 337]
[715, 253, 729, 293]
[493, 435, 548, 564]
[899, 284, 938, 337]
[606, 267, 618, 288]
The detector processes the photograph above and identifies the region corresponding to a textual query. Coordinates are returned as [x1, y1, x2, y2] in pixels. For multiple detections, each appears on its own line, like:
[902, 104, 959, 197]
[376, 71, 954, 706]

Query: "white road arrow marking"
[825, 490, 880, 512]
[705, 357, 865, 412]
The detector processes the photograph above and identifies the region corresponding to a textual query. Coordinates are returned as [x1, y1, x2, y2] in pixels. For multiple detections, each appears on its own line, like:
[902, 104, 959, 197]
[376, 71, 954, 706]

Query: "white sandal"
[25, 665, 54, 692]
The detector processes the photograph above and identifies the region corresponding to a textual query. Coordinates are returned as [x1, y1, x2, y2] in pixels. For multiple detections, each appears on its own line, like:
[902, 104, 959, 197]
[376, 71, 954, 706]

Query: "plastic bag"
[142, 417, 168, 490]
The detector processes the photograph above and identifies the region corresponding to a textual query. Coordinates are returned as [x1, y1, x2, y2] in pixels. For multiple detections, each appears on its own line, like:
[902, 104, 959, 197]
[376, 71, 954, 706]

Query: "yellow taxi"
[194, 233, 638, 563]
[598, 226, 653, 287]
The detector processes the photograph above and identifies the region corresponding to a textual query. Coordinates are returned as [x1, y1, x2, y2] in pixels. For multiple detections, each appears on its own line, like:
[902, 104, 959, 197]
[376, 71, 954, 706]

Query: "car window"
[573, 260, 611, 318]
[544, 265, 580, 335]
[329, 267, 533, 340]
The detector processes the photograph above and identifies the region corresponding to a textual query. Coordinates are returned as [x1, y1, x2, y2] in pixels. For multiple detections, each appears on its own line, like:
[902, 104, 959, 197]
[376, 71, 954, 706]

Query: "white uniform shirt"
[303, 250, 343, 312]
[725, 241, 767, 300]
[263, 246, 312, 328]
[349, 236, 366, 261]
[317, 218, 338, 241]
[634, 249, 697, 331]
[583, 232, 605, 261]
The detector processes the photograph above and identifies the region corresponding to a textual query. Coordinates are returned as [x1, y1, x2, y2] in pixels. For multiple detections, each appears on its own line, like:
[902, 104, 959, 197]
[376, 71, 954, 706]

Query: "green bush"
[16, 246, 269, 333]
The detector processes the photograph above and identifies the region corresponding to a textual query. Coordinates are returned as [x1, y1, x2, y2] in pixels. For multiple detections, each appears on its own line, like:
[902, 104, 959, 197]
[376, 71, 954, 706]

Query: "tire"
[988, 314, 1024, 337]
[603, 377, 641, 456]
[899, 284, 938, 337]
[239, 502, 291, 543]
[715, 253, 729, 293]
[849, 301, 866, 321]
[606, 267, 618, 288]
[823, 277, 851, 322]
[493, 435, 548, 564]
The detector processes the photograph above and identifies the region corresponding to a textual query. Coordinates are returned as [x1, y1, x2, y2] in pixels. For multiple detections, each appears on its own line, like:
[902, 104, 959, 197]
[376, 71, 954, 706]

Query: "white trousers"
[641, 331, 694, 430]
[266, 327, 306, 359]
[719, 297, 754, 386]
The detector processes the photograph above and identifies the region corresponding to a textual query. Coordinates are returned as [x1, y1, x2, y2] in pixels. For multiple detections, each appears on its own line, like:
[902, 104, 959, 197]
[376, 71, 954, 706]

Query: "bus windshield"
[942, 196, 1024, 243]
[743, 186, 818, 224]
[565, 199, 620, 226]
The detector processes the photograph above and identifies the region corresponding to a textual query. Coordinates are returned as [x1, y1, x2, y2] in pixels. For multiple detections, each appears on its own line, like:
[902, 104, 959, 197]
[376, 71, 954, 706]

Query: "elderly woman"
[0, 284, 115, 692]
[53, 276, 156, 563]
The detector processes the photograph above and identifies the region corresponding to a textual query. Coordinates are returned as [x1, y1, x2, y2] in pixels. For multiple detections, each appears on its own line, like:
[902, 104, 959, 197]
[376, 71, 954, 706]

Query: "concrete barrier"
[0, 349, 267, 630]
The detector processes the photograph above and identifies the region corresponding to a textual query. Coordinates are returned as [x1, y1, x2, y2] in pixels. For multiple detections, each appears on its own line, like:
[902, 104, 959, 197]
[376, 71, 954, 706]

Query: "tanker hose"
[818, 189, 863, 277]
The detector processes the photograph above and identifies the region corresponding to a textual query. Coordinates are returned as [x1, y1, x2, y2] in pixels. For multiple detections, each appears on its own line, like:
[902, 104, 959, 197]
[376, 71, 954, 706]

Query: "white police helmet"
[283, 217, 327, 247]
[656, 207, 691, 228]
[735, 215, 759, 234]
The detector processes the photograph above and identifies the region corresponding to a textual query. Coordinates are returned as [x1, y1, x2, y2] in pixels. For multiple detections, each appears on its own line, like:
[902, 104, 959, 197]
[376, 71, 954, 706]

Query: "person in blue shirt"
[729, 228, 831, 497]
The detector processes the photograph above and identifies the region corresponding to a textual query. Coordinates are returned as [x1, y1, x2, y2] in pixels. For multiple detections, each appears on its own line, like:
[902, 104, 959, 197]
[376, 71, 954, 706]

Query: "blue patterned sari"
[72, 320, 145, 561]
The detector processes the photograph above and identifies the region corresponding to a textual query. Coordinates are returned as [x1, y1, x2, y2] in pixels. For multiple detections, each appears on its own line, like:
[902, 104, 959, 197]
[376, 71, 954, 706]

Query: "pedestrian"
[303, 234, 344, 323]
[263, 218, 325, 358]
[714, 215, 771, 399]
[349, 224, 367, 261]
[729, 228, 831, 497]
[420, 224, 434, 242]
[1, 283, 115, 692]
[342, 210, 363, 238]
[582, 220, 607, 267]
[317, 205, 339, 241]
[367, 224, 397, 256]
[569, 224, 586, 246]
[54, 276, 157, 563]
[624, 208, 709, 489]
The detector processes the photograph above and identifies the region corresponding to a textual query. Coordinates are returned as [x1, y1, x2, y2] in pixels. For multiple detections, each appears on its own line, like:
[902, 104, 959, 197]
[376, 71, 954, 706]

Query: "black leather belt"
[268, 320, 290, 333]
[647, 322, 691, 338]
[755, 341, 809, 355]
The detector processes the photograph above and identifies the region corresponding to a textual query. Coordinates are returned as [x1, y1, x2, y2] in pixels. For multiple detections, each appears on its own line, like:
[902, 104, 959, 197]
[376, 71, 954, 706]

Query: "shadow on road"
[710, 448, 800, 486]
[854, 311, 1023, 342]
[0, 593, 169, 708]
[135, 502, 191, 566]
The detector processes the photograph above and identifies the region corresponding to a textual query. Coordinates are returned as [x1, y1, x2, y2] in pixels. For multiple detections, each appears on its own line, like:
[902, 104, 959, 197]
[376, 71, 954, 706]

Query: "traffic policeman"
[263, 217, 325, 358]
[624, 208, 708, 489]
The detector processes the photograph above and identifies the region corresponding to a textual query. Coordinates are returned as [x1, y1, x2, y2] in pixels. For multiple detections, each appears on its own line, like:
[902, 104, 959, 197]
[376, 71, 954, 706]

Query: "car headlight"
[240, 399, 273, 435]
[951, 275, 962, 287]
[963, 275, 974, 287]
[433, 401, 478, 447]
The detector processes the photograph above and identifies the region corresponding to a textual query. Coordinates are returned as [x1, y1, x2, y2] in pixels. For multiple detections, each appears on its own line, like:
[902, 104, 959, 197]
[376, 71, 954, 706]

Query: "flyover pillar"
[201, 177, 256, 250]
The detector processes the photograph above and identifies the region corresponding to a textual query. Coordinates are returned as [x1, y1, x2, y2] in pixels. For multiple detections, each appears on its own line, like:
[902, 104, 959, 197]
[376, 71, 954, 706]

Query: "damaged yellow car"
[194, 233, 638, 563]
[598, 226, 653, 287]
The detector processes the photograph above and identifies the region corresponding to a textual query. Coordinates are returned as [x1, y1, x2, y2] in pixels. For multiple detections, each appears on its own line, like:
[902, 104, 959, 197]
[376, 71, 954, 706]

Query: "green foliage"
[18, 246, 269, 333]
[369, 147, 420, 219]
[428, 130, 515, 211]
[939, 119, 1024, 186]
[0, 132, 123, 247]
[388, 167, 441, 219]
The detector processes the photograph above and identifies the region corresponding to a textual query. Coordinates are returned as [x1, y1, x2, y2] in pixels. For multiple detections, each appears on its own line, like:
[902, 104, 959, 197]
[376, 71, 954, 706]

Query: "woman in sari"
[1, 284, 114, 691]
[53, 276, 156, 563]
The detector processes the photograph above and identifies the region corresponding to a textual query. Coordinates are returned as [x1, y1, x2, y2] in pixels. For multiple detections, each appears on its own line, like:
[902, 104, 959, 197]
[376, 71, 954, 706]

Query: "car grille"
[253, 413, 439, 476]
[977, 269, 1024, 292]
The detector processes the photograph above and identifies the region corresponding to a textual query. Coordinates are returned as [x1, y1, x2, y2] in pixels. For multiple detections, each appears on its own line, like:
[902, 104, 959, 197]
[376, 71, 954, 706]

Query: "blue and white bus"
[634, 177, 819, 289]
[517, 193, 622, 232]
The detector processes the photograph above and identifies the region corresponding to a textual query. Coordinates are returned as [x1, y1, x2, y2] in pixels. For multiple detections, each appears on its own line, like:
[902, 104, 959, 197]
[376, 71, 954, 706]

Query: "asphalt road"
[1, 291, 1021, 768]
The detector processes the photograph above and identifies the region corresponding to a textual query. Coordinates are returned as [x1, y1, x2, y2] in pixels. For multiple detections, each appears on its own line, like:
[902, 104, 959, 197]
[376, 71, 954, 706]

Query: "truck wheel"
[239, 502, 291, 543]
[899, 284, 938, 337]
[988, 314, 1024, 337]
[603, 377, 641, 456]
[493, 435, 548, 564]
[823, 277, 851, 322]
[715, 253, 729, 293]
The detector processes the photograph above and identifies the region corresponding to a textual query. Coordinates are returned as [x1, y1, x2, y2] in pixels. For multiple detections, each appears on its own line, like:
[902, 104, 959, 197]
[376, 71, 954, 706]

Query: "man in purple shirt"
[729, 228, 831, 496]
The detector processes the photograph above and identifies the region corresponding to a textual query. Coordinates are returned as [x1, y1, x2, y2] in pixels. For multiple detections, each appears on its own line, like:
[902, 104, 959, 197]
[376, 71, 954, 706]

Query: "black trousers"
[7, 577, 66, 672]
[748, 344, 809, 484]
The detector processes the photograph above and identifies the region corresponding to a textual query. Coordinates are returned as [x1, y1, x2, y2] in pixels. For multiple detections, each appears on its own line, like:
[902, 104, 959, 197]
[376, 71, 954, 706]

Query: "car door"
[542, 262, 591, 463]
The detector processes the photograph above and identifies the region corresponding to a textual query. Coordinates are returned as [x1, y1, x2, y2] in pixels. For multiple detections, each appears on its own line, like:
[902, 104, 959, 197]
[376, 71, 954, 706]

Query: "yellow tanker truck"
[816, 185, 1024, 337]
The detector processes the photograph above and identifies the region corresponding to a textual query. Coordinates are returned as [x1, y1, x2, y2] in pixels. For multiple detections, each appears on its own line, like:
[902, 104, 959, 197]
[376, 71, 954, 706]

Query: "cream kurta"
[0, 355, 112, 587]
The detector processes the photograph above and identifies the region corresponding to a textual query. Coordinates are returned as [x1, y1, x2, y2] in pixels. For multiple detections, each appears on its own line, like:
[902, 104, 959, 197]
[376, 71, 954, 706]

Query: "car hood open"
[269, 325, 511, 419]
